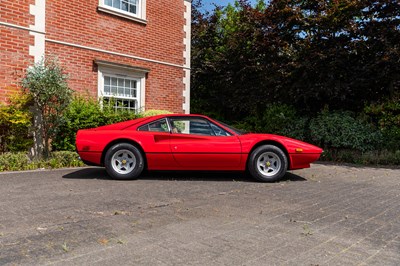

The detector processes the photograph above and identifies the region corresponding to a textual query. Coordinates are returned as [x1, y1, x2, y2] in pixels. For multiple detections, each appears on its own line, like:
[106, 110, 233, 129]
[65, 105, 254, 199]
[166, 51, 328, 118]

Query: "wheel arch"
[101, 139, 146, 168]
[246, 140, 291, 170]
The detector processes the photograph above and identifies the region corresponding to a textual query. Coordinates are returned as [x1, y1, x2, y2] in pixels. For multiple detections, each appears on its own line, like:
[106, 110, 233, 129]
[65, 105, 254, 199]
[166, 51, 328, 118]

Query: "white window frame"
[98, 0, 147, 24]
[98, 64, 146, 113]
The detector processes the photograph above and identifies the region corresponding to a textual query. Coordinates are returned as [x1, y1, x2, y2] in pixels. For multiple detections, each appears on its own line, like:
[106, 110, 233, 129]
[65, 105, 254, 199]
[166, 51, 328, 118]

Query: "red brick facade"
[0, 0, 191, 113]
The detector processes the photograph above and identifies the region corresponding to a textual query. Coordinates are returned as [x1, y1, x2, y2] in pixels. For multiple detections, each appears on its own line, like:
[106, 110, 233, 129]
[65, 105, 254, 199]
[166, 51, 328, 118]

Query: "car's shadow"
[62, 167, 307, 183]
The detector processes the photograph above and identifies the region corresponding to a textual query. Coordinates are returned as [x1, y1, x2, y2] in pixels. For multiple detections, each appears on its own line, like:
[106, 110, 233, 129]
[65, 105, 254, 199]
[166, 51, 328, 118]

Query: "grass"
[301, 224, 313, 236]
[320, 149, 400, 167]
[0, 151, 84, 172]
[61, 242, 69, 253]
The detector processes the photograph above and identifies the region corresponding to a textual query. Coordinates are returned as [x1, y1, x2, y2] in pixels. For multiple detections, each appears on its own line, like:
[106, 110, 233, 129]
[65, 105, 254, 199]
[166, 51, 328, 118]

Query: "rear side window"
[138, 119, 169, 132]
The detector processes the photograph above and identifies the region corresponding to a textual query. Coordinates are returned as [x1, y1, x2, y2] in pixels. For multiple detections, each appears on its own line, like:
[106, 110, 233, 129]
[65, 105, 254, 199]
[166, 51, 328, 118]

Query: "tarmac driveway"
[0, 164, 399, 265]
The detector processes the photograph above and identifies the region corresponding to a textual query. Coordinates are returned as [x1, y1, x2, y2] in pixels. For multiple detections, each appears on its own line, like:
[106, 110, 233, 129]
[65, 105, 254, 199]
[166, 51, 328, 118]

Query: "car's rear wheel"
[248, 145, 288, 182]
[104, 143, 144, 180]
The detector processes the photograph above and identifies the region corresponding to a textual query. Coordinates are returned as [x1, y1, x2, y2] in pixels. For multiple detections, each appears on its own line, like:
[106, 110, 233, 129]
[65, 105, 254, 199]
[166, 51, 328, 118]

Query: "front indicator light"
[295, 148, 303, 153]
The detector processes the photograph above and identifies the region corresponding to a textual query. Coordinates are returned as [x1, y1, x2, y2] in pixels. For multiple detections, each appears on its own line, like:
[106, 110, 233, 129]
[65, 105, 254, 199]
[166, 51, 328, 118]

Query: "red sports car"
[76, 114, 322, 182]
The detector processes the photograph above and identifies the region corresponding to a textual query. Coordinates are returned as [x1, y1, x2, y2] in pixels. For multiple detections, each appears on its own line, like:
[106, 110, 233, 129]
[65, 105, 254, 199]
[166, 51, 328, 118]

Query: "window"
[138, 119, 169, 132]
[169, 118, 232, 136]
[98, 0, 146, 23]
[104, 0, 138, 15]
[97, 61, 148, 113]
[103, 75, 139, 111]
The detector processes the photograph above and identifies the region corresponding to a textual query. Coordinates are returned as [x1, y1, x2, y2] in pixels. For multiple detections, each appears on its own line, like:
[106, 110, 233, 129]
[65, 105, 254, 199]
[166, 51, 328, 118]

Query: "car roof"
[150, 114, 209, 119]
[93, 114, 211, 131]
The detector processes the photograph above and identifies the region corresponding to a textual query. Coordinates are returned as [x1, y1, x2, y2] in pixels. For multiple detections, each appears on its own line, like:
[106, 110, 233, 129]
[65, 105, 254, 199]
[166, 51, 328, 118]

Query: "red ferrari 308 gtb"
[76, 114, 323, 182]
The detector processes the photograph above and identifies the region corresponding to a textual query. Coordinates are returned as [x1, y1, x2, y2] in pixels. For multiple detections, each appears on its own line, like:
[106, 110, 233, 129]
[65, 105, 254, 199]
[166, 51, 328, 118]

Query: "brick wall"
[0, 0, 189, 113]
[0, 0, 34, 26]
[0, 0, 34, 102]
[0, 26, 33, 102]
[46, 42, 184, 113]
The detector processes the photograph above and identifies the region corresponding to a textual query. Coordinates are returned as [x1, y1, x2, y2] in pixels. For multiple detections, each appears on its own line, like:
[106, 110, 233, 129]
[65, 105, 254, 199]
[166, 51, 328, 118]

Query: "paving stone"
[0, 164, 399, 265]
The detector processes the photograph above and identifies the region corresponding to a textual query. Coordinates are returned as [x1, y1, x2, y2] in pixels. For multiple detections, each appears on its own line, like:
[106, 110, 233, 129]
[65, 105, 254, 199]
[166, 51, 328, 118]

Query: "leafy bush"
[255, 104, 298, 134]
[0, 92, 32, 152]
[48, 151, 84, 168]
[364, 98, 400, 151]
[309, 111, 382, 152]
[141, 109, 172, 117]
[320, 149, 400, 166]
[0, 151, 83, 171]
[0, 152, 31, 171]
[233, 104, 310, 141]
[52, 97, 138, 151]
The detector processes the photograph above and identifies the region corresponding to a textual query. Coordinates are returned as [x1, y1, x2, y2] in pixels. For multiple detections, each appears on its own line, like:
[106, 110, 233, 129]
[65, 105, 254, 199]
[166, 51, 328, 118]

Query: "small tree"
[21, 57, 72, 159]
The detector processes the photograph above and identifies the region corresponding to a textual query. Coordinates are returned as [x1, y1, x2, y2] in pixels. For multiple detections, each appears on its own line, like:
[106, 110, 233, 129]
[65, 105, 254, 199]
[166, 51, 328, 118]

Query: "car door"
[168, 117, 242, 170]
[137, 118, 177, 170]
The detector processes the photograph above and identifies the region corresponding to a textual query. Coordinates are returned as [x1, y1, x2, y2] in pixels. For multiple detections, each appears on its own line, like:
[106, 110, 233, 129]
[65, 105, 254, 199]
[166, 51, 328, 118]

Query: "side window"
[169, 118, 231, 136]
[138, 119, 169, 132]
[209, 123, 232, 136]
[189, 120, 214, 135]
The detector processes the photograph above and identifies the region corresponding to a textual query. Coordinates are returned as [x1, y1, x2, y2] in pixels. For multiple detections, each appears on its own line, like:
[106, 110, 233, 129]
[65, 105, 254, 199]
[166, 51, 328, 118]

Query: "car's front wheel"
[104, 143, 144, 180]
[248, 145, 288, 182]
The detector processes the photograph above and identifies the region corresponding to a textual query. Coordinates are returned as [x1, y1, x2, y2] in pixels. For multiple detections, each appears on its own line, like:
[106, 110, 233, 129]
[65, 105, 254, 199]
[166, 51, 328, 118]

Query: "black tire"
[104, 143, 144, 180]
[247, 145, 288, 182]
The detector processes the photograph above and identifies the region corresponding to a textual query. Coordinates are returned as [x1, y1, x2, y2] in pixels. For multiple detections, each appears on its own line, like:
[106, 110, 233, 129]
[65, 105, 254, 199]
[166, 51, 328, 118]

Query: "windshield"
[215, 120, 248, 135]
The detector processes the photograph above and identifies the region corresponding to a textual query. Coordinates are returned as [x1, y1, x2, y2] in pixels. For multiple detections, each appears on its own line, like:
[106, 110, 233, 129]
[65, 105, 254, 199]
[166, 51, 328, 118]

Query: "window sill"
[97, 6, 147, 25]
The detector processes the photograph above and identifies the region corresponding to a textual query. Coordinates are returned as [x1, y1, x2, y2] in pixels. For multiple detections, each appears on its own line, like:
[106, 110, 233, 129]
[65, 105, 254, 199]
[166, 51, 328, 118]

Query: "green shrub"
[0, 92, 32, 153]
[49, 151, 84, 168]
[255, 104, 298, 134]
[0, 151, 84, 171]
[309, 111, 382, 152]
[52, 97, 138, 151]
[320, 149, 400, 166]
[233, 104, 310, 141]
[364, 98, 400, 151]
[52, 97, 101, 151]
[360, 150, 400, 165]
[140, 109, 172, 117]
[101, 99, 138, 124]
[0, 152, 31, 171]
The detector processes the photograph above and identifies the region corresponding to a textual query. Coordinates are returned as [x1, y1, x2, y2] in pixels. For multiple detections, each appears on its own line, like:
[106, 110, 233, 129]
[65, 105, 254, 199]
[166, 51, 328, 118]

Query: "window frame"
[98, 0, 147, 24]
[97, 64, 146, 113]
[137, 118, 171, 132]
[167, 117, 233, 137]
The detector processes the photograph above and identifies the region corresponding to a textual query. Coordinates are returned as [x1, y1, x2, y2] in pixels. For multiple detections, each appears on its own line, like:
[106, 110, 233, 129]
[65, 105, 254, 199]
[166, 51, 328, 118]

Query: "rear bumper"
[77, 151, 102, 166]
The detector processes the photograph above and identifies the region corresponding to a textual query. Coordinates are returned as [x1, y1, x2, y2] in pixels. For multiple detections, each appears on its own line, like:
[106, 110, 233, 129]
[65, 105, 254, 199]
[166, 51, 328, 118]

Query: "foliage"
[47, 151, 84, 168]
[191, 0, 400, 119]
[364, 97, 400, 151]
[52, 98, 174, 151]
[52, 96, 138, 151]
[233, 103, 309, 140]
[320, 149, 400, 166]
[309, 110, 382, 152]
[21, 57, 73, 159]
[233, 106, 385, 153]
[191, 0, 399, 165]
[140, 109, 172, 117]
[0, 151, 83, 172]
[0, 152, 31, 171]
[101, 98, 138, 124]
[0, 92, 32, 152]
